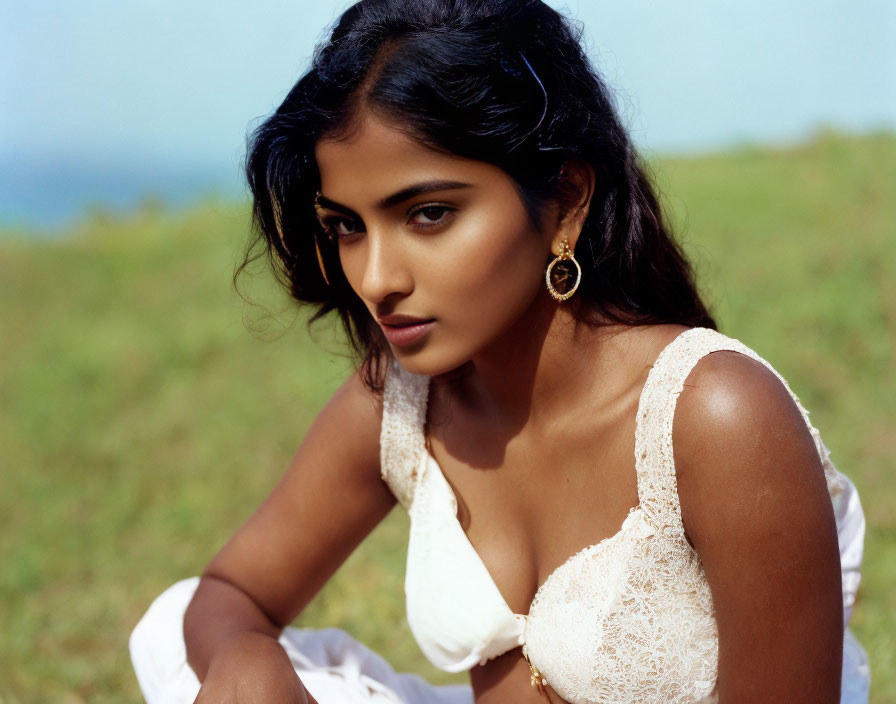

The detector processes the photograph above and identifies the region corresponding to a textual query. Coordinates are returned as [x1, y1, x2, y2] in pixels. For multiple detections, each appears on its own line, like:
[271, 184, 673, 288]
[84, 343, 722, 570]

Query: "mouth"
[377, 315, 436, 347]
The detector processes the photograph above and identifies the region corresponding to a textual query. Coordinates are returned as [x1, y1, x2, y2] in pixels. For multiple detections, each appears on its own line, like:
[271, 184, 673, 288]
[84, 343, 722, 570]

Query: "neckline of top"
[407, 325, 712, 621]
[420, 447, 647, 621]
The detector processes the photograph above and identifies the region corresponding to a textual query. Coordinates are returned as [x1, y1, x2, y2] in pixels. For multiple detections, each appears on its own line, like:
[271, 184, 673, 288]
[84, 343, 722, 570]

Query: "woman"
[130, 0, 870, 702]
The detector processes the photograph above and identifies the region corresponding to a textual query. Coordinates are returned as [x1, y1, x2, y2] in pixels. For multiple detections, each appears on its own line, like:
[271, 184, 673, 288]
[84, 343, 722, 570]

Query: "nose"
[356, 228, 414, 304]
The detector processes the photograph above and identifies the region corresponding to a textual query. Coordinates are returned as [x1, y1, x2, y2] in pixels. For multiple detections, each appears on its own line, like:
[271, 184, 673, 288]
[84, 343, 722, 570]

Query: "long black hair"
[237, 0, 717, 391]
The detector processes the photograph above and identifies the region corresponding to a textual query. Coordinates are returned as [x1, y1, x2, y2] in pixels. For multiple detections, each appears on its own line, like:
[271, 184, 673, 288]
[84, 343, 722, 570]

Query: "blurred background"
[1, 0, 894, 701]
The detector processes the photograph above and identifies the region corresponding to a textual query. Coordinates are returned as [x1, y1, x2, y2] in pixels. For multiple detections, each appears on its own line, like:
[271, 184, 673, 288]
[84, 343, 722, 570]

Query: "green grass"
[1, 130, 893, 702]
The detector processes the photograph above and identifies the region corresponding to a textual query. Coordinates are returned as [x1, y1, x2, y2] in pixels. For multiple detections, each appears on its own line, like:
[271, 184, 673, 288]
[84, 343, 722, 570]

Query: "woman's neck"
[440, 292, 635, 433]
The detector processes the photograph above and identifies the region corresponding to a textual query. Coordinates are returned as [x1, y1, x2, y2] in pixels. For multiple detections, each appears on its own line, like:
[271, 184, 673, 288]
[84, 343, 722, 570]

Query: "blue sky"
[2, 0, 894, 226]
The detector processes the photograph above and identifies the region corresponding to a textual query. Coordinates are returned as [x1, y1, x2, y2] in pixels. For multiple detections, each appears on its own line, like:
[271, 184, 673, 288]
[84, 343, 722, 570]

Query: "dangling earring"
[544, 237, 581, 301]
[314, 234, 330, 286]
[313, 190, 330, 286]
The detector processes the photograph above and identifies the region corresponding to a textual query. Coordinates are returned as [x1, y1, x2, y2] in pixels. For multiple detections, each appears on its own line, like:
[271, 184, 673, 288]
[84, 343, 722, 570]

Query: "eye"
[409, 204, 455, 228]
[320, 216, 362, 241]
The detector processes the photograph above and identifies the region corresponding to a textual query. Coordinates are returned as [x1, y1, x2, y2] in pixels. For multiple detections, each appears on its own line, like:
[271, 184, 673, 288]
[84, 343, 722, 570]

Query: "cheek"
[430, 208, 546, 326]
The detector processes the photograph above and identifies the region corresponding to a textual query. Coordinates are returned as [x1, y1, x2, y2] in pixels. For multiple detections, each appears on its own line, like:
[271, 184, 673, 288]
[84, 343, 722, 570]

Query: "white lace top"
[379, 327, 865, 704]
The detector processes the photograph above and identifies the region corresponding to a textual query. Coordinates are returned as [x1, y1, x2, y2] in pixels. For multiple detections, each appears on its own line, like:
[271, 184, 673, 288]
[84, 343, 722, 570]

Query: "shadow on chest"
[424, 383, 643, 615]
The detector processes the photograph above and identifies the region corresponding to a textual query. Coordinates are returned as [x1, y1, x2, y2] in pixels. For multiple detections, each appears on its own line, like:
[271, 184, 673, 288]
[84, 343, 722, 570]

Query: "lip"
[378, 313, 432, 326]
[378, 316, 436, 347]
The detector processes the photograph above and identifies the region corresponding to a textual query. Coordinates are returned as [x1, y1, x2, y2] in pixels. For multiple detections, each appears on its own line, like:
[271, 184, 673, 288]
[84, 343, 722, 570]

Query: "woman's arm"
[184, 368, 397, 697]
[674, 351, 843, 703]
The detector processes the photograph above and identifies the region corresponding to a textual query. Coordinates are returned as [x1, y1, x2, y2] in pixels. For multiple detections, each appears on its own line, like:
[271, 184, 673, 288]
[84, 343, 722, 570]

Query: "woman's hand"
[193, 631, 317, 704]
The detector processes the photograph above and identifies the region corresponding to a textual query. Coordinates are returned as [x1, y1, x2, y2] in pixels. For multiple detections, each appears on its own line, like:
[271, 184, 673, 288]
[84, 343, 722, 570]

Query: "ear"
[550, 159, 595, 255]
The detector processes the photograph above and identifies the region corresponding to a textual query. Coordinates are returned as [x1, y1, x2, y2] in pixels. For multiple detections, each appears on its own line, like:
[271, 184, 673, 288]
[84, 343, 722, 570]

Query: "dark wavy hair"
[237, 0, 717, 391]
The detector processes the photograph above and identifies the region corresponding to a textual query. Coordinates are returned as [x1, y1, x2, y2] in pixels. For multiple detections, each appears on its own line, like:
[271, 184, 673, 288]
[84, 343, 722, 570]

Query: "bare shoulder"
[672, 349, 828, 545]
[283, 365, 387, 489]
[272, 364, 392, 510]
[316, 366, 386, 457]
[670, 348, 843, 699]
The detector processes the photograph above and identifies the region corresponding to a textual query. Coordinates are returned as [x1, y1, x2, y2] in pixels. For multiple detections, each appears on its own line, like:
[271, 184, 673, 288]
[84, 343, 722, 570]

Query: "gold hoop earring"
[544, 238, 581, 301]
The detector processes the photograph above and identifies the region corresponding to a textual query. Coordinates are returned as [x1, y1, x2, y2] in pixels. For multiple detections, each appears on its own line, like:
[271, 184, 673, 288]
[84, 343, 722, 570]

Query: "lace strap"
[634, 327, 842, 533]
[380, 358, 431, 510]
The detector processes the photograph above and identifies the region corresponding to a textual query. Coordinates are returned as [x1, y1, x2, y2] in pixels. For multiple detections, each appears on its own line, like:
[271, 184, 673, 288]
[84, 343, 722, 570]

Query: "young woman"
[130, 1, 870, 702]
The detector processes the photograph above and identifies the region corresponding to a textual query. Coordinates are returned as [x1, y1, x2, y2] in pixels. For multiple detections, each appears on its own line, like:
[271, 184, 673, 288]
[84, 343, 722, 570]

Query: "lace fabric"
[378, 327, 863, 704]
[380, 364, 430, 509]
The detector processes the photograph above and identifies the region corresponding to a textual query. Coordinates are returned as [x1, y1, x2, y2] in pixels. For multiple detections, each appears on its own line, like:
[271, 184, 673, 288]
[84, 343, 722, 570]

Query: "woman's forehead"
[314, 114, 502, 207]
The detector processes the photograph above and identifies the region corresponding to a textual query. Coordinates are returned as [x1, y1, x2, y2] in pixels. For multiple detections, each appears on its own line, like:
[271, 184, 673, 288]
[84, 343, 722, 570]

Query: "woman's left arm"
[673, 350, 843, 704]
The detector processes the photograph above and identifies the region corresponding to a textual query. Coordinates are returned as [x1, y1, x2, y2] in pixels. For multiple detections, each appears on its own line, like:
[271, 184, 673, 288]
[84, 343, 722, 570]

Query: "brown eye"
[322, 217, 363, 240]
[409, 205, 454, 227]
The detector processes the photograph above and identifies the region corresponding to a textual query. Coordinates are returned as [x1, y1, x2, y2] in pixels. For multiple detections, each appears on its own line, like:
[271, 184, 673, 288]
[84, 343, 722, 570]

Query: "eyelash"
[319, 203, 456, 241]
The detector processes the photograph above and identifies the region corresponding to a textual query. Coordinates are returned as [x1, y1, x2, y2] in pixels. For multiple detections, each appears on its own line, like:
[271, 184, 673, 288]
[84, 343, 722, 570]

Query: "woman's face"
[314, 113, 560, 376]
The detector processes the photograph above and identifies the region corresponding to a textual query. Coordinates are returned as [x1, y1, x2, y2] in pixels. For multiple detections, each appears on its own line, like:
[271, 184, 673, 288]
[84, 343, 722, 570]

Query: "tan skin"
[185, 112, 843, 703]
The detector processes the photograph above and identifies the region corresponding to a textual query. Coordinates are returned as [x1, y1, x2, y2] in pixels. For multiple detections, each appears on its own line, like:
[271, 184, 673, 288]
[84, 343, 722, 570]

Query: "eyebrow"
[317, 179, 473, 214]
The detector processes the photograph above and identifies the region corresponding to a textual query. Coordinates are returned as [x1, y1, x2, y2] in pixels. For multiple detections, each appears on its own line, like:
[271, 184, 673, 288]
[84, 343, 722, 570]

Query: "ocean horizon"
[0, 153, 248, 235]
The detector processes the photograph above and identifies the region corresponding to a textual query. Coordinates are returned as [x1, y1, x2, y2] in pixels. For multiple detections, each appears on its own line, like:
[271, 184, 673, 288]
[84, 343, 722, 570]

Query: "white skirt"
[130, 577, 473, 704]
[130, 577, 870, 704]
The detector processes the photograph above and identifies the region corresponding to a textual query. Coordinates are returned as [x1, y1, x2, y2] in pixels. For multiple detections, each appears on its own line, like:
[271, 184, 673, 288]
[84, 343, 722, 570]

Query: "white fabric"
[381, 327, 870, 703]
[129, 577, 473, 704]
[130, 327, 870, 704]
[129, 577, 869, 704]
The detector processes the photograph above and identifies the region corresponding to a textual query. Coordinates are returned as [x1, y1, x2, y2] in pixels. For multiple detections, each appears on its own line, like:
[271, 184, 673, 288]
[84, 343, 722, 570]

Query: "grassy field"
[1, 129, 893, 702]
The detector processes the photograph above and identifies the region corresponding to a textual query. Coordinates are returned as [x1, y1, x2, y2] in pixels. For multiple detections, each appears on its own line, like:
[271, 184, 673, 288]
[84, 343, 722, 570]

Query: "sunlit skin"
[315, 115, 583, 382]
[184, 110, 843, 703]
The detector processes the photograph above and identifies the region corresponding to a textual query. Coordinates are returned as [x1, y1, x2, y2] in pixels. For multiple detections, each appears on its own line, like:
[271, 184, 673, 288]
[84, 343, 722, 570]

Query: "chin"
[391, 345, 470, 380]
